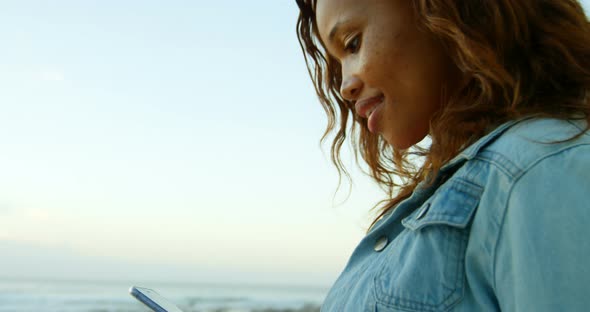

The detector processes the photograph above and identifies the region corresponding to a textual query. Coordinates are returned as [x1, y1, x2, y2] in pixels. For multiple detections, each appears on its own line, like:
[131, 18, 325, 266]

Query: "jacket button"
[374, 236, 389, 252]
[416, 203, 431, 220]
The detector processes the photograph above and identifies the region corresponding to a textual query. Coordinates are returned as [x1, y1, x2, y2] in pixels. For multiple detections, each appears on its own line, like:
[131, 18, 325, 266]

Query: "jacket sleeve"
[493, 145, 590, 311]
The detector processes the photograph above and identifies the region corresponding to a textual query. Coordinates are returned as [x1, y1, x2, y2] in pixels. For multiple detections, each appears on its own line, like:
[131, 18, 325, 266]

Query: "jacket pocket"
[373, 178, 483, 312]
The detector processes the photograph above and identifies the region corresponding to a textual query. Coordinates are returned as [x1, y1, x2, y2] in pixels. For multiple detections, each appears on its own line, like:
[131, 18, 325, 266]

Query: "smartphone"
[129, 286, 185, 312]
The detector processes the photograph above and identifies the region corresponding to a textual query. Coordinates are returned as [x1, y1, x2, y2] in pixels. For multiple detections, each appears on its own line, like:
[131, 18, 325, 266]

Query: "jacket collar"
[373, 117, 534, 231]
[440, 118, 530, 172]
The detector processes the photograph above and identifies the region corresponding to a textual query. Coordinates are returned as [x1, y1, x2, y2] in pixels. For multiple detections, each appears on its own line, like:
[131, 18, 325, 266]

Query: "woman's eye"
[344, 35, 360, 54]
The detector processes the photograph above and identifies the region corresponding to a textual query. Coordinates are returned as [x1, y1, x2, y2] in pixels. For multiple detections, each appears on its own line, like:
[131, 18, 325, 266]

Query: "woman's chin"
[384, 132, 427, 150]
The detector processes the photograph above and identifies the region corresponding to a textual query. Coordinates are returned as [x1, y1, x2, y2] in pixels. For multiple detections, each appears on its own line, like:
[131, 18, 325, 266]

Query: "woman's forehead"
[315, 0, 369, 41]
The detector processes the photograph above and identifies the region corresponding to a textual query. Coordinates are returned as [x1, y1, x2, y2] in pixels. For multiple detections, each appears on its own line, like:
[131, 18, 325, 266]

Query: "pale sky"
[1, 1, 589, 287]
[0, 1, 385, 286]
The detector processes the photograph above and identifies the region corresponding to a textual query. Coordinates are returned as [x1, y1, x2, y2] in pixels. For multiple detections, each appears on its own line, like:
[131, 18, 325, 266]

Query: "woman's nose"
[340, 76, 362, 101]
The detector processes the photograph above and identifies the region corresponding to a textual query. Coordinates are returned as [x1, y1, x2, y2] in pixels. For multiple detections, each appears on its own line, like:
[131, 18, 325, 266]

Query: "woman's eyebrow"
[328, 21, 346, 43]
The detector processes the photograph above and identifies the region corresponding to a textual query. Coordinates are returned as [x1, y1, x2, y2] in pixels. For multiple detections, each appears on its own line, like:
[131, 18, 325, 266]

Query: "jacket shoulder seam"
[491, 142, 590, 295]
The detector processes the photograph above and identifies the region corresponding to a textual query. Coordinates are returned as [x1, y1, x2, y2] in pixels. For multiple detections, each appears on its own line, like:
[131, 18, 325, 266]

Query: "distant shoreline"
[0, 275, 331, 292]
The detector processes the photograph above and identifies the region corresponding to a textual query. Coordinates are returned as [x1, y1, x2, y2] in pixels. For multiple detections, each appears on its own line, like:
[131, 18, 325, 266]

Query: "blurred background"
[0, 1, 383, 311]
[1, 1, 589, 311]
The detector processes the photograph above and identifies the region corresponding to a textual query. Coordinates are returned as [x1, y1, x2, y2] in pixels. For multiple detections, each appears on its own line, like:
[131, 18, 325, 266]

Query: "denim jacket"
[321, 117, 590, 312]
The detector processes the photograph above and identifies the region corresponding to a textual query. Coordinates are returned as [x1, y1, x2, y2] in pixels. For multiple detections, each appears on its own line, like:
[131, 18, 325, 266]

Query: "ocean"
[0, 278, 327, 312]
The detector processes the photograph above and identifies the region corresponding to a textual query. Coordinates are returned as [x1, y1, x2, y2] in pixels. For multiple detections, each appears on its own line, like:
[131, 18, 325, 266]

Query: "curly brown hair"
[296, 0, 590, 226]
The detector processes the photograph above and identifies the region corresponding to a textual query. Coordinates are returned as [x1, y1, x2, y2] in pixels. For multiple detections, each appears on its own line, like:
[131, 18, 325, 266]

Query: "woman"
[296, 0, 590, 311]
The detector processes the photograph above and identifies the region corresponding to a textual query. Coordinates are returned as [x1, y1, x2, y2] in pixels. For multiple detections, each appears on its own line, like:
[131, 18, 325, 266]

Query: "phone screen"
[129, 286, 184, 312]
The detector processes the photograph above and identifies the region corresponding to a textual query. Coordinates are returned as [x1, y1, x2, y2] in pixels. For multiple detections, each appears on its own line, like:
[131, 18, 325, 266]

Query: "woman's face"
[316, 0, 460, 149]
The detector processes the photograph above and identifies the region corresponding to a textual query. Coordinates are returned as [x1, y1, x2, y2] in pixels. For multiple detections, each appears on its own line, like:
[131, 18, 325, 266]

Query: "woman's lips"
[367, 101, 384, 134]
[355, 95, 384, 118]
[355, 95, 384, 133]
